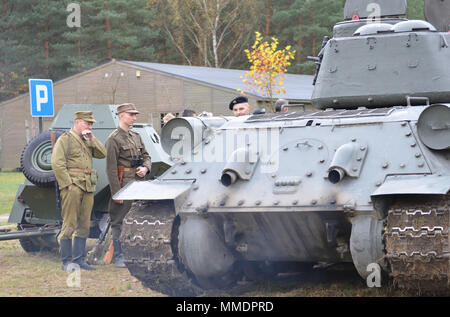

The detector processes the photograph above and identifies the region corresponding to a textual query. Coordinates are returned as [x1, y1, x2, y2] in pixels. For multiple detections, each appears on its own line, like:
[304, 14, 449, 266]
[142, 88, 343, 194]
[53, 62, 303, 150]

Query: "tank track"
[120, 201, 203, 297]
[384, 195, 449, 295]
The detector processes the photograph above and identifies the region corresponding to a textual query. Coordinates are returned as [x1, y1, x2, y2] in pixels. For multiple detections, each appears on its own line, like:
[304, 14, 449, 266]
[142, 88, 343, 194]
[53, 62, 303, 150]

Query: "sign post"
[29, 79, 54, 134]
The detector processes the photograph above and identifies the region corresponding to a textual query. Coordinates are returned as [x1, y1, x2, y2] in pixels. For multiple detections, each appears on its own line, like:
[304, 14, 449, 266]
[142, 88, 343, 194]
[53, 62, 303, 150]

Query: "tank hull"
[117, 104, 449, 295]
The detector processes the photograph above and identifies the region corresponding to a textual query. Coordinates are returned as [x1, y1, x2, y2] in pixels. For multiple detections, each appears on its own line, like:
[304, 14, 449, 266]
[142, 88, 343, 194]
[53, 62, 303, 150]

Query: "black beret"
[229, 96, 248, 110]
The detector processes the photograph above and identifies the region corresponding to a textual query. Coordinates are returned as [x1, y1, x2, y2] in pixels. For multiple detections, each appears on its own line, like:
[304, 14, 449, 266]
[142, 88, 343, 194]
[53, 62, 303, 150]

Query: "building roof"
[121, 60, 314, 102]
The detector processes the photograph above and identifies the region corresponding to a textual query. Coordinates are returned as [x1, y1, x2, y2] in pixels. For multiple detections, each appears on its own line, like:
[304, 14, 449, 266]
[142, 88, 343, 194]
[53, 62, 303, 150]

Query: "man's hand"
[114, 200, 124, 204]
[136, 166, 148, 178]
[81, 130, 95, 141]
[67, 184, 72, 191]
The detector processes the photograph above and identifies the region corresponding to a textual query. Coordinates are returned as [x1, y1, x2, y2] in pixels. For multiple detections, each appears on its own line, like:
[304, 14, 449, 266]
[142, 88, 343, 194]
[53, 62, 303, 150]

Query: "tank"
[0, 104, 171, 253]
[115, 0, 449, 296]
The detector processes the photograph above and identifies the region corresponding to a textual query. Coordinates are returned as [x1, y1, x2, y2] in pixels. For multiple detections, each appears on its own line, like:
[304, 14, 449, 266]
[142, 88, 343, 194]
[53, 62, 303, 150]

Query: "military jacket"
[105, 127, 152, 197]
[51, 129, 107, 192]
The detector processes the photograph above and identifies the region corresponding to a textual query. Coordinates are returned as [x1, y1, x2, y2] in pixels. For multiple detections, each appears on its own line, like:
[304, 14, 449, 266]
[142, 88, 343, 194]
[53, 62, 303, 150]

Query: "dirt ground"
[0, 239, 164, 297]
[0, 238, 407, 297]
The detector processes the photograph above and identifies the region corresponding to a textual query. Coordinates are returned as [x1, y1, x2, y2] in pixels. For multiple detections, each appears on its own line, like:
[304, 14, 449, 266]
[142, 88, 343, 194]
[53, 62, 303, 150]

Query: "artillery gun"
[0, 104, 171, 253]
[115, 0, 450, 296]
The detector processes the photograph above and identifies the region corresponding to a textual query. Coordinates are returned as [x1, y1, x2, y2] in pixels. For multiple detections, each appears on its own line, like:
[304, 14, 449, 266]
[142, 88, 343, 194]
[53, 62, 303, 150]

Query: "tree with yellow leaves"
[239, 32, 295, 111]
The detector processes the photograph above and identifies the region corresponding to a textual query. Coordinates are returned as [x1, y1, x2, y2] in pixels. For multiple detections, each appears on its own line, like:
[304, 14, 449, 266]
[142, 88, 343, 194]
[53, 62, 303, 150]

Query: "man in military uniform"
[51, 111, 107, 271]
[106, 103, 151, 268]
[229, 96, 251, 117]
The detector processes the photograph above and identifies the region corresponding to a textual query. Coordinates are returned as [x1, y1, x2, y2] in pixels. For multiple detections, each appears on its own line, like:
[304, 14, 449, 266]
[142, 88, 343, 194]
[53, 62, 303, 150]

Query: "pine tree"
[0, 0, 69, 99]
[60, 0, 160, 70]
[407, 0, 424, 20]
[270, 0, 345, 74]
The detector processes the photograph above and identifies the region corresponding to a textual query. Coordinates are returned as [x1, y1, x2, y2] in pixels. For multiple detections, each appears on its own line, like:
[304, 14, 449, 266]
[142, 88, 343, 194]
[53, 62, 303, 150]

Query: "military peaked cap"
[75, 111, 96, 123]
[117, 103, 140, 114]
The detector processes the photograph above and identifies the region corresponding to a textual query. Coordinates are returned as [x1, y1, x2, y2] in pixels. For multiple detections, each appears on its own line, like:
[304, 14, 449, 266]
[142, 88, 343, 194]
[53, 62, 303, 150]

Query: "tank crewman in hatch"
[229, 96, 251, 117]
[51, 111, 107, 272]
[105, 103, 152, 268]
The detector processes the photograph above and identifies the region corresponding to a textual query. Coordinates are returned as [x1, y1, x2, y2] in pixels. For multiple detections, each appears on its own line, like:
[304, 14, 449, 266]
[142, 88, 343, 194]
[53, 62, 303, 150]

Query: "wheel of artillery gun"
[18, 225, 59, 253]
[19, 236, 58, 253]
[21, 130, 64, 188]
[384, 195, 450, 295]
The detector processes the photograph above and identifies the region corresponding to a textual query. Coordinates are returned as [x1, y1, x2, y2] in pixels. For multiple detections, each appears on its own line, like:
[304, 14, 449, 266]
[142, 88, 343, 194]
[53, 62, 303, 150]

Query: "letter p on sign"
[29, 79, 54, 117]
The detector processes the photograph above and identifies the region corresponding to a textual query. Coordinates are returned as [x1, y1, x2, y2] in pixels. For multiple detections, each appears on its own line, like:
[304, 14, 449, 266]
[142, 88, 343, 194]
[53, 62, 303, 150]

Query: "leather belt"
[123, 167, 136, 172]
[69, 168, 92, 175]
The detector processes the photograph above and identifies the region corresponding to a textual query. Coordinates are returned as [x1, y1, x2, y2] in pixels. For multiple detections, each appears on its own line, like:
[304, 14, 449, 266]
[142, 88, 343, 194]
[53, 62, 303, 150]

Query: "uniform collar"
[118, 126, 133, 136]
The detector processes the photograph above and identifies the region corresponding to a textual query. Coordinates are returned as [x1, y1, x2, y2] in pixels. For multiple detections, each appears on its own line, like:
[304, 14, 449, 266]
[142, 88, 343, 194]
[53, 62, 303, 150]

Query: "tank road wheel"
[20, 130, 64, 187]
[384, 195, 450, 295]
[120, 201, 203, 297]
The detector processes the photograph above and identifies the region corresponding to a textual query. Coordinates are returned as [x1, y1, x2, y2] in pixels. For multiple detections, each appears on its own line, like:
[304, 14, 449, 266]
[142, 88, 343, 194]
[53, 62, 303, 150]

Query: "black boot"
[60, 238, 74, 272]
[72, 237, 96, 271]
[113, 239, 126, 268]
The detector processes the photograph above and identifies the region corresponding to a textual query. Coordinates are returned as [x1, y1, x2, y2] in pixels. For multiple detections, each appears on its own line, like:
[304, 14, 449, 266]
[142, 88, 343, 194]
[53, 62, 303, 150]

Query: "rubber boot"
[113, 239, 126, 268]
[60, 238, 74, 272]
[72, 236, 96, 271]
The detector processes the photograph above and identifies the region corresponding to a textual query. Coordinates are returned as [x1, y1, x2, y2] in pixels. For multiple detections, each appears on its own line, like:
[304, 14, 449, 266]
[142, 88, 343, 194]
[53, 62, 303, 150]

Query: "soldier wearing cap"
[51, 111, 107, 271]
[275, 99, 289, 113]
[229, 96, 251, 117]
[105, 103, 151, 268]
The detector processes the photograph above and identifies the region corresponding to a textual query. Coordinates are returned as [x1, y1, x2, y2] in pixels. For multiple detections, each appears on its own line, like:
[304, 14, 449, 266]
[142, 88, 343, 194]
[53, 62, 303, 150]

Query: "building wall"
[0, 61, 263, 168]
[0, 60, 311, 168]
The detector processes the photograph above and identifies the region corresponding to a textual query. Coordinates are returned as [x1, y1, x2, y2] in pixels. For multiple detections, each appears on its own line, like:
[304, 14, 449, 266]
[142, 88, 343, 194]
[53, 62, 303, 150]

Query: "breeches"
[60, 185, 93, 239]
[109, 199, 132, 240]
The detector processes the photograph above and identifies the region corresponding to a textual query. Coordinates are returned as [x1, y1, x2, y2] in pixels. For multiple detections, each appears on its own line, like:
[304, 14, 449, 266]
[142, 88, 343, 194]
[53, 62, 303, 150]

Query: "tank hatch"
[391, 20, 436, 33]
[344, 0, 407, 20]
[424, 0, 450, 32]
[353, 23, 393, 36]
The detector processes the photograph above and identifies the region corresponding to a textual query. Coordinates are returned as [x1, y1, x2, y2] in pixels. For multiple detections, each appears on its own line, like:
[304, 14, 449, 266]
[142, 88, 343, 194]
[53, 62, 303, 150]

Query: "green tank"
[115, 0, 449, 296]
[0, 104, 171, 252]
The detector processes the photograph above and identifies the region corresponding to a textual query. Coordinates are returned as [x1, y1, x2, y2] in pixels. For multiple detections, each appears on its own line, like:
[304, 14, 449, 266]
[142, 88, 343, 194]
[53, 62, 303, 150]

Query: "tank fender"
[112, 179, 194, 212]
[221, 148, 259, 187]
[327, 141, 368, 184]
[371, 175, 450, 197]
[178, 216, 236, 281]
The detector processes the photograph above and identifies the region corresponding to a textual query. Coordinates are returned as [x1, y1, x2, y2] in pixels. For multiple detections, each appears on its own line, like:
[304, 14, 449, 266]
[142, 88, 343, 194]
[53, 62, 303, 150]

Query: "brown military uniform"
[106, 127, 151, 239]
[52, 129, 107, 239]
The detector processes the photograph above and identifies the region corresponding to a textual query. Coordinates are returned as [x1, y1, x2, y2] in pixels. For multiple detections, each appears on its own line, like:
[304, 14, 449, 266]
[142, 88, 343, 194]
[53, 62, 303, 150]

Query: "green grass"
[0, 172, 25, 215]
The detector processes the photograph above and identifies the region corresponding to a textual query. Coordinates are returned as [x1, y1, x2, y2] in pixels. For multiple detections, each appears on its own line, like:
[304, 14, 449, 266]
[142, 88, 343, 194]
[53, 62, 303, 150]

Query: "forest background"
[0, 0, 424, 102]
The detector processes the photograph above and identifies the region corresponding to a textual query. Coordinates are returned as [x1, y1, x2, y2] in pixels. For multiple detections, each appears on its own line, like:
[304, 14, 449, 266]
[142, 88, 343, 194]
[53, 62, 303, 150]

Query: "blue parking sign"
[29, 79, 54, 117]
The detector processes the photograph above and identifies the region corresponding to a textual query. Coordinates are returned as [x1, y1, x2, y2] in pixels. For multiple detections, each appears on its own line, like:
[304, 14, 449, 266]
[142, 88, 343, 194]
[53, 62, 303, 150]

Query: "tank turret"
[425, 0, 450, 32]
[312, 0, 450, 109]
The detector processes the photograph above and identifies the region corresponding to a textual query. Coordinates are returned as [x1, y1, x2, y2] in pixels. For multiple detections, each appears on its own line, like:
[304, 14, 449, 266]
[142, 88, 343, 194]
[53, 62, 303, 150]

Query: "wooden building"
[0, 59, 314, 169]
